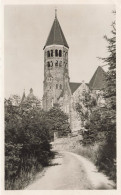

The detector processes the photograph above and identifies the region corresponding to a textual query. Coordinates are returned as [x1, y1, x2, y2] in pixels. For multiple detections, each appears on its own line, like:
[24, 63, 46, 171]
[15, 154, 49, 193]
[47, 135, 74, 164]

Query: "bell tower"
[43, 10, 69, 111]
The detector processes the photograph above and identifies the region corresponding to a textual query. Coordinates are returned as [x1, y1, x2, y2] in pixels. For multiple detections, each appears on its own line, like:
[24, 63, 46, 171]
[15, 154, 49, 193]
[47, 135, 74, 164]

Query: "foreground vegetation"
[76, 14, 116, 182]
[5, 96, 70, 190]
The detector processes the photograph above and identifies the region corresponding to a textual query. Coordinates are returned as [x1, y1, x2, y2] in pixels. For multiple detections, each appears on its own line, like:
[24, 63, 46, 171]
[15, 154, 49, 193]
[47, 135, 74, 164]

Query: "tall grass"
[5, 159, 43, 190]
[72, 143, 99, 164]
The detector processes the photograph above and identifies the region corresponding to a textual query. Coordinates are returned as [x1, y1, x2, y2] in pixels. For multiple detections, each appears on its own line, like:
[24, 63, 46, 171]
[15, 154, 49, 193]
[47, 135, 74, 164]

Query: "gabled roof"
[89, 66, 107, 90]
[69, 82, 82, 94]
[44, 16, 69, 49]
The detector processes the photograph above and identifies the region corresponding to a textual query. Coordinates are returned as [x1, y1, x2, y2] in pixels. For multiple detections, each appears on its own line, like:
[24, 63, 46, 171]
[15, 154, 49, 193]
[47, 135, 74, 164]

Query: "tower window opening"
[65, 52, 68, 59]
[59, 61, 62, 67]
[47, 62, 50, 67]
[59, 50, 62, 57]
[60, 84, 62, 89]
[50, 61, 53, 67]
[47, 51, 50, 57]
[55, 60, 58, 66]
[50, 86, 51, 89]
[56, 84, 58, 89]
[51, 50, 53, 57]
[55, 49, 58, 57]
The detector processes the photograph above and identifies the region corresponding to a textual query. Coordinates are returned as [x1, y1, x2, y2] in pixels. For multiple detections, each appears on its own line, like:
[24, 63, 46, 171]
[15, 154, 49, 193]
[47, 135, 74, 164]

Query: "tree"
[96, 15, 116, 181]
[45, 104, 71, 139]
[75, 13, 116, 181]
[5, 95, 52, 189]
[75, 91, 98, 144]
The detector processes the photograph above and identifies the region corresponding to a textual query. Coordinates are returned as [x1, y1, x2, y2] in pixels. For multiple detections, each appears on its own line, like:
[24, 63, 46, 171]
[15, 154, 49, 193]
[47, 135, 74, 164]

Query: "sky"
[4, 4, 115, 99]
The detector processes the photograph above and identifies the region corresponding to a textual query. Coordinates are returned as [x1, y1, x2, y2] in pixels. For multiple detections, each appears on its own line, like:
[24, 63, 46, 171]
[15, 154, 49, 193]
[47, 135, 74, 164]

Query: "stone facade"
[43, 45, 69, 111]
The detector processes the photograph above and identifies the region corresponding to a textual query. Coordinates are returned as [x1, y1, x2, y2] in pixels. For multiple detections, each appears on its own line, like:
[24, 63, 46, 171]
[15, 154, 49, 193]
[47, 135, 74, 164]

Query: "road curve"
[25, 151, 115, 190]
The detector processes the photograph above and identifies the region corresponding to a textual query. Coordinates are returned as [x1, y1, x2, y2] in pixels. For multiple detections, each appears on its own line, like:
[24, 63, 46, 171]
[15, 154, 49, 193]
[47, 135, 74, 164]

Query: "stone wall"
[43, 45, 69, 111]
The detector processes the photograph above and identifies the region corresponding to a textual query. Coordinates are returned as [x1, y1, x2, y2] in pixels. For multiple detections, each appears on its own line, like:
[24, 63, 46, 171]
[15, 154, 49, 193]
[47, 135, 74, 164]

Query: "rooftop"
[44, 13, 69, 49]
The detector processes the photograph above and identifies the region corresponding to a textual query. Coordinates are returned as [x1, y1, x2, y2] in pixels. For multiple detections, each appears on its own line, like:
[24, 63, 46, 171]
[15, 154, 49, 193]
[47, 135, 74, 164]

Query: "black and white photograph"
[2, 0, 118, 191]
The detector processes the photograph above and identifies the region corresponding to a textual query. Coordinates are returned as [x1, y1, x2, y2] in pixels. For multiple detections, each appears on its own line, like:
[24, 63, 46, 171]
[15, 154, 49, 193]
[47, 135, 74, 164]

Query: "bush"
[5, 97, 52, 189]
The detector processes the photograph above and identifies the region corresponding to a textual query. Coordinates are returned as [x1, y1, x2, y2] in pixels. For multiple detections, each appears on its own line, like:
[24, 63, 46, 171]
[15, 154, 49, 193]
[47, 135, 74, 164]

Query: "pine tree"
[96, 14, 116, 181]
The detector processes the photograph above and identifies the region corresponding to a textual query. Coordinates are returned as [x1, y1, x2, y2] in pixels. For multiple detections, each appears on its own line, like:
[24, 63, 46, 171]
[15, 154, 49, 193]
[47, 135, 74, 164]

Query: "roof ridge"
[53, 18, 56, 43]
[57, 19, 64, 45]
[91, 67, 99, 89]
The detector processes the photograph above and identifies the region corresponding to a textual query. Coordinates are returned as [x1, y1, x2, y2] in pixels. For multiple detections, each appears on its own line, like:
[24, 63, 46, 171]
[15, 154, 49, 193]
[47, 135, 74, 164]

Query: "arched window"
[51, 50, 53, 57]
[65, 52, 68, 59]
[56, 84, 58, 89]
[55, 49, 58, 57]
[47, 61, 50, 67]
[50, 61, 53, 67]
[55, 60, 58, 66]
[47, 51, 50, 57]
[59, 50, 62, 57]
[59, 61, 62, 67]
[60, 84, 62, 89]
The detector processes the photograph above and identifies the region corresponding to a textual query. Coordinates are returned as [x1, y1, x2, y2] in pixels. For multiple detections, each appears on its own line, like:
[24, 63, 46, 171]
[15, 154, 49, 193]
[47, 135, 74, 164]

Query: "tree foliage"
[45, 104, 71, 138]
[5, 96, 52, 189]
[76, 13, 116, 181]
[96, 17, 116, 181]
[5, 96, 71, 189]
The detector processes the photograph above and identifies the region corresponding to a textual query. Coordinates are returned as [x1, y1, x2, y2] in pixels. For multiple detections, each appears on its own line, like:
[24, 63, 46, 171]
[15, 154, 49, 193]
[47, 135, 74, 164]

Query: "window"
[59, 50, 62, 57]
[65, 52, 68, 59]
[55, 49, 58, 57]
[51, 50, 53, 57]
[55, 60, 58, 66]
[56, 84, 58, 89]
[47, 61, 50, 67]
[50, 61, 53, 67]
[50, 86, 51, 89]
[60, 84, 62, 89]
[47, 51, 50, 57]
[59, 61, 62, 67]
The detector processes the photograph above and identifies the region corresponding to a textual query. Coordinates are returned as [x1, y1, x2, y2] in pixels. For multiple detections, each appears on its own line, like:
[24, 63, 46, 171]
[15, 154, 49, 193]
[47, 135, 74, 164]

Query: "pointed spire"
[55, 8, 57, 19]
[44, 11, 69, 49]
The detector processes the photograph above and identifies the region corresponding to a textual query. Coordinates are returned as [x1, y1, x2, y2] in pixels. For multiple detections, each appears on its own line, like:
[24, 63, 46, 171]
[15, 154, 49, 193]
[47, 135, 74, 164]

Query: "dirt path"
[25, 151, 115, 190]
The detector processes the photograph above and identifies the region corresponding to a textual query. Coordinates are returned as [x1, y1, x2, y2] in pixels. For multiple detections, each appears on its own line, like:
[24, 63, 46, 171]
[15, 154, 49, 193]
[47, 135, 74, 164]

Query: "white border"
[1, 0, 121, 195]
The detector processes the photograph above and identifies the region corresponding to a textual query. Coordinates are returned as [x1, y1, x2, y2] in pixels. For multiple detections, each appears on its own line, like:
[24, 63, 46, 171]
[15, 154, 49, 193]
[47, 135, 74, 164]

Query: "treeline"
[76, 17, 116, 182]
[5, 97, 70, 190]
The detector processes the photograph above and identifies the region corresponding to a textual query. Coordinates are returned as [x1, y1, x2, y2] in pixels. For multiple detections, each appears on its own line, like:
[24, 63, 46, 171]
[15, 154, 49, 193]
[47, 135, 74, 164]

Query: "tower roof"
[89, 66, 107, 90]
[44, 14, 69, 49]
[69, 83, 81, 94]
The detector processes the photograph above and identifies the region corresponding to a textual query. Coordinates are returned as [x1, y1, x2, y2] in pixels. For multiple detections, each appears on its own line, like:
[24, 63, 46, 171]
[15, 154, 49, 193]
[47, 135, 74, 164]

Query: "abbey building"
[42, 12, 106, 132]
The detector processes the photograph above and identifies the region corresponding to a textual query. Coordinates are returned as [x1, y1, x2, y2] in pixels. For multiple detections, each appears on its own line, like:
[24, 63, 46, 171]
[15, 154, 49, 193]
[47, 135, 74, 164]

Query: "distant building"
[42, 11, 106, 132]
[21, 88, 42, 108]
